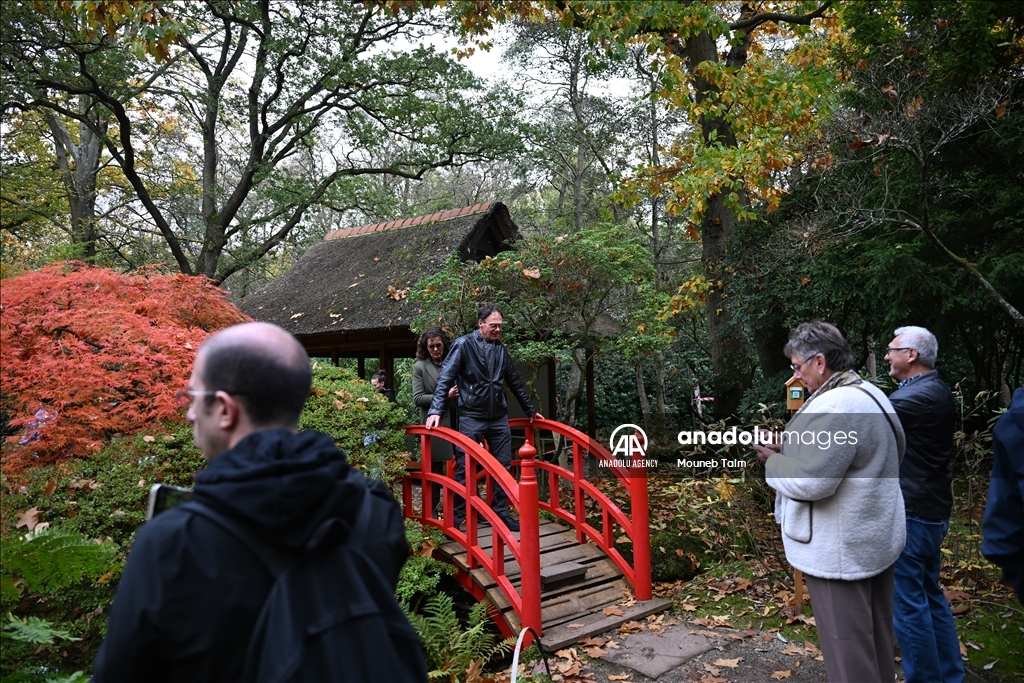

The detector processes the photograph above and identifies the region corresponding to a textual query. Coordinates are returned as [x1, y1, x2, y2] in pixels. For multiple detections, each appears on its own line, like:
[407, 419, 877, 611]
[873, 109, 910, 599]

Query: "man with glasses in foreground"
[94, 322, 422, 682]
[885, 326, 965, 683]
[426, 303, 542, 532]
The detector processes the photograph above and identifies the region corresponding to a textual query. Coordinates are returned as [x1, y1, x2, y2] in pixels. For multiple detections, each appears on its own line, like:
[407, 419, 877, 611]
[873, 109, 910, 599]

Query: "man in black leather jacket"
[885, 326, 964, 683]
[426, 303, 543, 531]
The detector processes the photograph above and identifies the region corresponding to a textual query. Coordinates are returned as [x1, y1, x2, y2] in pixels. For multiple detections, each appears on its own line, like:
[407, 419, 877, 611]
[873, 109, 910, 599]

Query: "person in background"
[885, 326, 964, 683]
[412, 327, 457, 516]
[755, 321, 905, 683]
[371, 370, 397, 403]
[983, 386, 1024, 606]
[426, 303, 543, 533]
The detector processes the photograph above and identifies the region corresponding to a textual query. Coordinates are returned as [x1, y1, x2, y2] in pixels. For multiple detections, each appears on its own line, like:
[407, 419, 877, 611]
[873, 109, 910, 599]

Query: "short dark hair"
[201, 344, 311, 427]
[416, 327, 451, 361]
[371, 370, 388, 386]
[783, 321, 856, 372]
[477, 302, 503, 322]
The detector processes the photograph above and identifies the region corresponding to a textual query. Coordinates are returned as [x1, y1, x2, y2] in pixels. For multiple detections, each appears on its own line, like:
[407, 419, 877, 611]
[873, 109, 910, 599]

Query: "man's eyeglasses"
[175, 389, 218, 409]
[886, 347, 912, 354]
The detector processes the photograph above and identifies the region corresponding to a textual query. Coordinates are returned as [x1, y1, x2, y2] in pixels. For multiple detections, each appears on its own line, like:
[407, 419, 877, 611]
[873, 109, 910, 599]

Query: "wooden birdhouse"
[786, 376, 806, 413]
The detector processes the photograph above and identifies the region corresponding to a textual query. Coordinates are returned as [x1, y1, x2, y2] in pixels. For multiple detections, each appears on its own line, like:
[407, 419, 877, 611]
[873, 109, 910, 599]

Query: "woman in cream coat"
[412, 327, 456, 515]
[755, 321, 905, 683]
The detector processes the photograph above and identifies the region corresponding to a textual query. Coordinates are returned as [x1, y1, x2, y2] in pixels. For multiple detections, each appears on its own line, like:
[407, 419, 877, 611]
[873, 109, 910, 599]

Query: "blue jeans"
[894, 515, 965, 683]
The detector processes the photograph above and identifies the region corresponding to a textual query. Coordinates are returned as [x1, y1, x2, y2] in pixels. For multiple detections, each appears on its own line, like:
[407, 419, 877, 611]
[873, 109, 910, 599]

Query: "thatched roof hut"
[239, 201, 520, 377]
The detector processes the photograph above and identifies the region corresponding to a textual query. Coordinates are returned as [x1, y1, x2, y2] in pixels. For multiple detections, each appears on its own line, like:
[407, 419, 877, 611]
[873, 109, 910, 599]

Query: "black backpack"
[182, 488, 427, 683]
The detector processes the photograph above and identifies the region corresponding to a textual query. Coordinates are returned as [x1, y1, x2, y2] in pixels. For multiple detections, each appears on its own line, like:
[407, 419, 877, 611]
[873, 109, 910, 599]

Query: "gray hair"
[783, 321, 856, 372]
[894, 326, 938, 368]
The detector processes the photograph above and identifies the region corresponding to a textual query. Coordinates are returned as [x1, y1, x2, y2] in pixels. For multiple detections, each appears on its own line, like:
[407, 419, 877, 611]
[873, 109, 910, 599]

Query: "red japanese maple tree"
[1, 262, 250, 474]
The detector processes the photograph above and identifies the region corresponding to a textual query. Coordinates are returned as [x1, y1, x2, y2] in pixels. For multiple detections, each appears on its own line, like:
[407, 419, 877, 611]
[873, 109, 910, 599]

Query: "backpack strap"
[180, 486, 374, 578]
[851, 384, 901, 444]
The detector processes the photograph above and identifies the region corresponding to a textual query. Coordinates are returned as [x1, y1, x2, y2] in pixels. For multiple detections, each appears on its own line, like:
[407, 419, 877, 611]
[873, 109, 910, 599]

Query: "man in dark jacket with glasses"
[885, 325, 964, 683]
[426, 303, 542, 532]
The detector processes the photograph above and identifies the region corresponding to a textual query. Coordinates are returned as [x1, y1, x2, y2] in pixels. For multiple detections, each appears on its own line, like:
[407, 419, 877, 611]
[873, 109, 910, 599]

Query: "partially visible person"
[413, 327, 457, 515]
[426, 303, 543, 532]
[884, 326, 964, 683]
[755, 321, 905, 683]
[372, 370, 397, 403]
[983, 386, 1024, 605]
[93, 322, 422, 682]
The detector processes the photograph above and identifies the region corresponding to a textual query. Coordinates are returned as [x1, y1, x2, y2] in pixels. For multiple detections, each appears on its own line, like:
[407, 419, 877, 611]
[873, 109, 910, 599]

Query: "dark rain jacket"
[983, 387, 1024, 604]
[428, 329, 535, 421]
[889, 370, 956, 519]
[92, 429, 408, 683]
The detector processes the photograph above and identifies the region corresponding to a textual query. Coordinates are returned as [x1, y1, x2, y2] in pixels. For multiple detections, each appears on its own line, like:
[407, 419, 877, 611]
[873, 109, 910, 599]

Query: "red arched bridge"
[402, 418, 670, 650]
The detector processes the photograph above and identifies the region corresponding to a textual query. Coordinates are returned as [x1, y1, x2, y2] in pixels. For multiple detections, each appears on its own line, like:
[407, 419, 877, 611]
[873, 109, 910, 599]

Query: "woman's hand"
[753, 441, 781, 464]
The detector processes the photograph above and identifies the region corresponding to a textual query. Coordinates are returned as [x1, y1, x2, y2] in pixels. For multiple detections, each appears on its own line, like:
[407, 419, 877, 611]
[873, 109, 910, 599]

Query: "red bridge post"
[517, 429, 542, 641]
[631, 429, 652, 600]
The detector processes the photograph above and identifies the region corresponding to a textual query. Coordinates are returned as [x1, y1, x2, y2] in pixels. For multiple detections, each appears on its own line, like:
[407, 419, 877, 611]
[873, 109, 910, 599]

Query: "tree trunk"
[678, 30, 756, 418]
[44, 99, 105, 260]
[636, 364, 651, 435]
[654, 353, 668, 445]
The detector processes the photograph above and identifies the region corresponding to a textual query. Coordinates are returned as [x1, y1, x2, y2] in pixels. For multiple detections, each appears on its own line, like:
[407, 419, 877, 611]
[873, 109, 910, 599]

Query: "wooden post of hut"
[784, 376, 807, 616]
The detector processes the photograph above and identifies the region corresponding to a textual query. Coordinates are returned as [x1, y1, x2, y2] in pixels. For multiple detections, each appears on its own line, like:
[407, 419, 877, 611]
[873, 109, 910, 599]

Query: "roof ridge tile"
[324, 201, 500, 241]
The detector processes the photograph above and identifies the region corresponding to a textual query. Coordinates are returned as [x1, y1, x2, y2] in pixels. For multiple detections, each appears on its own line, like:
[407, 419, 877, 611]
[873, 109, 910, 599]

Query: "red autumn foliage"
[1, 262, 249, 475]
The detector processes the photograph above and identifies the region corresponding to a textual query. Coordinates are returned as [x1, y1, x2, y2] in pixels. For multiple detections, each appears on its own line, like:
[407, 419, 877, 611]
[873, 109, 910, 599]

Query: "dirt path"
[512, 619, 1011, 683]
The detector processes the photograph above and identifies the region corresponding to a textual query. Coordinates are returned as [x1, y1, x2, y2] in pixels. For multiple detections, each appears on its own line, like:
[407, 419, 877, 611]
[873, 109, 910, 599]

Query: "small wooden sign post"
[785, 376, 807, 616]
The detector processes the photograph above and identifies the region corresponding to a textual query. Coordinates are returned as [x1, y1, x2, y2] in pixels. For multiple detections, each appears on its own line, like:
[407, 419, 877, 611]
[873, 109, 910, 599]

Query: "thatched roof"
[239, 202, 518, 338]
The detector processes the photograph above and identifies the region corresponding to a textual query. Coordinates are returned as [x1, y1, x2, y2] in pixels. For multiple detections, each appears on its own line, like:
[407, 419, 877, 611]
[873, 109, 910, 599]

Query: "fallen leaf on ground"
[771, 671, 792, 679]
[604, 640, 620, 649]
[15, 507, 41, 530]
[608, 675, 631, 681]
[566, 623, 585, 628]
[603, 606, 625, 616]
[43, 480, 57, 496]
[714, 658, 740, 668]
[619, 621, 645, 634]
[583, 646, 607, 658]
[703, 663, 721, 675]
[698, 675, 727, 683]
[682, 603, 698, 612]
[580, 637, 608, 647]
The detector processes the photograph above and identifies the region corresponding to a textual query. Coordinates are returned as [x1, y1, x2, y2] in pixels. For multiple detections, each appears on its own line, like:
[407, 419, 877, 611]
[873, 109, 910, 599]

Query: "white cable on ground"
[509, 627, 550, 683]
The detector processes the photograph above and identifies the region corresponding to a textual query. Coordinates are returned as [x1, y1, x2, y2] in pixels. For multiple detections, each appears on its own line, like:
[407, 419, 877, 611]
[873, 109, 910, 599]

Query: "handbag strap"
[851, 384, 901, 444]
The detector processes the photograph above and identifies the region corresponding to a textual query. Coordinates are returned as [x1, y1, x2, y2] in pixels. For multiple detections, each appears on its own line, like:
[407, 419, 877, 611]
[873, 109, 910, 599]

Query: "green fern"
[406, 593, 514, 682]
[2, 614, 80, 645]
[0, 525, 119, 603]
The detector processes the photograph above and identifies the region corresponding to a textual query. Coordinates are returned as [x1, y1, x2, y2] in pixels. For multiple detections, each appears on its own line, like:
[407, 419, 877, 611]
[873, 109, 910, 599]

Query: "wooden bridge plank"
[430, 507, 667, 651]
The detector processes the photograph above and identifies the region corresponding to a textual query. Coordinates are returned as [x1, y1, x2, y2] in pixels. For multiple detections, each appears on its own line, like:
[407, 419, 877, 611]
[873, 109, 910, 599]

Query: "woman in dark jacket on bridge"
[412, 327, 456, 516]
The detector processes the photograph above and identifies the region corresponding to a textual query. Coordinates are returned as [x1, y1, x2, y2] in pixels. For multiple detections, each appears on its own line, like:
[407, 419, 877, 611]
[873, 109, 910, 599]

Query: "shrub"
[298, 363, 411, 486]
[616, 529, 707, 583]
[1, 262, 248, 475]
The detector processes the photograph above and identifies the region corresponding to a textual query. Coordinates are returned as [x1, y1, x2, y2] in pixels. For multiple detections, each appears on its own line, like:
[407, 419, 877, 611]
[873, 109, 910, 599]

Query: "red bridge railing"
[403, 425, 542, 638]
[508, 418, 651, 601]
[402, 418, 652, 641]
